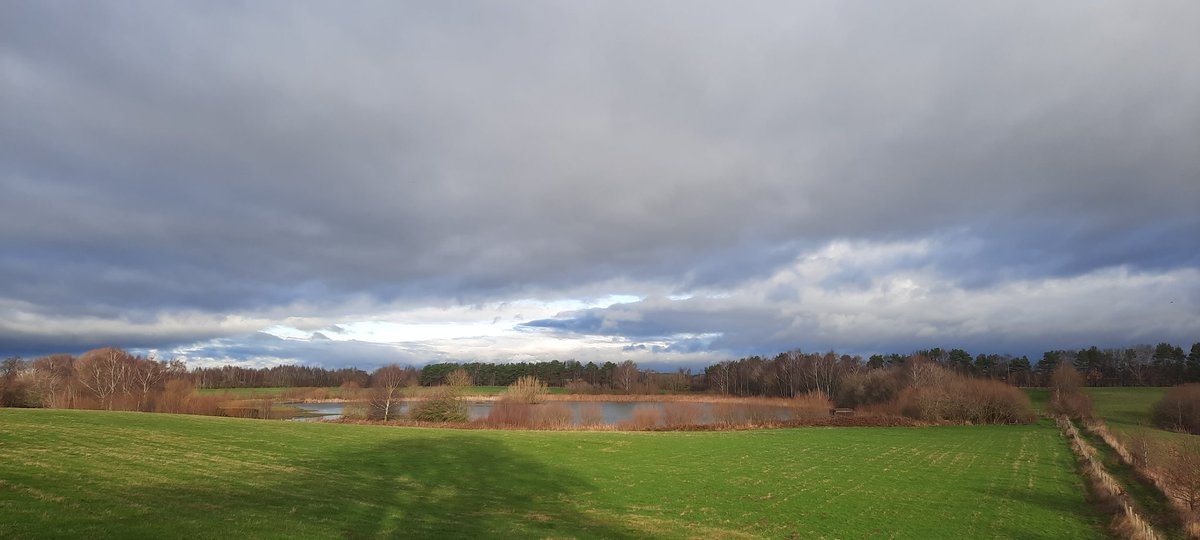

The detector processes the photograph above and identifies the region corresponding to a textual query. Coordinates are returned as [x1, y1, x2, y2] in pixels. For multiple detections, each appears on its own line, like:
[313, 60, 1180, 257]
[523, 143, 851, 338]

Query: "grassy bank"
[0, 409, 1100, 539]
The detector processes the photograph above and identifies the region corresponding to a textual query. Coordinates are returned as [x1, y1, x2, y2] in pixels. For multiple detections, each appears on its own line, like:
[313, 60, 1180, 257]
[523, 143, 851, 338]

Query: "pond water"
[287, 400, 803, 426]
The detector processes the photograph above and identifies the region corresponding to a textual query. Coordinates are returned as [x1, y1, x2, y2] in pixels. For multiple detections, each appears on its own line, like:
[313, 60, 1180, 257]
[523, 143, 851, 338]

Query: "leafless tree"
[369, 365, 414, 421]
[614, 360, 638, 393]
[75, 348, 135, 410]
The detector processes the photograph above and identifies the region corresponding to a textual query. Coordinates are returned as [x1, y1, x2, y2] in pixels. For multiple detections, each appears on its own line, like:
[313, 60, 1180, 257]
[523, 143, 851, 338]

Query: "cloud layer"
[2, 2, 1198, 367]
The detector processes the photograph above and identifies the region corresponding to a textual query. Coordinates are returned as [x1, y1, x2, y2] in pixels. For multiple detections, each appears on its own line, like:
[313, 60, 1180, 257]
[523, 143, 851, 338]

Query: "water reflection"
[287, 400, 801, 426]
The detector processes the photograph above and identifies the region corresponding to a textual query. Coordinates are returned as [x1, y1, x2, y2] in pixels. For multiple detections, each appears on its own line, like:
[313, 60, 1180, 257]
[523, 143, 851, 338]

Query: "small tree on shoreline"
[369, 365, 415, 421]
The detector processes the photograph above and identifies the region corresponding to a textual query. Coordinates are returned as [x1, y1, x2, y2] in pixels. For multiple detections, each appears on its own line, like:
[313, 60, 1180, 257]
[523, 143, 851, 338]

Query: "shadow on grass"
[104, 432, 649, 539]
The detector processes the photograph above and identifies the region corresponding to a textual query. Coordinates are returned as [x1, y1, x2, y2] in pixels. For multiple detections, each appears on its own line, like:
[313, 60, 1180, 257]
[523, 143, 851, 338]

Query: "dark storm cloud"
[2, 1, 1198, 361]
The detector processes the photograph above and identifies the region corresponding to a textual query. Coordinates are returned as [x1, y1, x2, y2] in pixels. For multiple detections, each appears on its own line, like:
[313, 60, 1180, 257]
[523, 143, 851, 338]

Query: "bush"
[341, 401, 370, 419]
[1049, 364, 1094, 419]
[505, 375, 548, 404]
[1151, 383, 1200, 434]
[408, 386, 468, 422]
[897, 371, 1035, 424]
[338, 381, 364, 400]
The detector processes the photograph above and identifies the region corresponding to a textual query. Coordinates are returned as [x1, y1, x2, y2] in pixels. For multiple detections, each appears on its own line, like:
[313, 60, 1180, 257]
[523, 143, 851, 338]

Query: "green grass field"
[1086, 387, 1165, 431]
[0, 409, 1101, 539]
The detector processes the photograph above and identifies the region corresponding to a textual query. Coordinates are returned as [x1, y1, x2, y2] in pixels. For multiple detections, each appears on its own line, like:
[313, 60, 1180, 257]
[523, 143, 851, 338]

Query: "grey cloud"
[2, 2, 1198, 362]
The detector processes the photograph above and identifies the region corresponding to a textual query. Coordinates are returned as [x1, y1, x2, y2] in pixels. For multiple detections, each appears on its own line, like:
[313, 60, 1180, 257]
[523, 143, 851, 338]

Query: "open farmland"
[1086, 387, 1166, 432]
[0, 409, 1101, 539]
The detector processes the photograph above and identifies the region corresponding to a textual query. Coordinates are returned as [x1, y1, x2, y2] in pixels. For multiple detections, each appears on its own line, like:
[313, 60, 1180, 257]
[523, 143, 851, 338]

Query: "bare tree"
[805, 351, 840, 397]
[369, 365, 414, 421]
[130, 357, 167, 411]
[446, 368, 473, 388]
[28, 354, 76, 408]
[614, 360, 638, 393]
[75, 348, 135, 410]
[1161, 439, 1200, 513]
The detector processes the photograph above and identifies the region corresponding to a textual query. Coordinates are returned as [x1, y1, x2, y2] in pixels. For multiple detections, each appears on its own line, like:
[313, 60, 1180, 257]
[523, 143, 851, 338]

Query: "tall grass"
[662, 402, 702, 426]
[620, 405, 663, 430]
[578, 402, 603, 426]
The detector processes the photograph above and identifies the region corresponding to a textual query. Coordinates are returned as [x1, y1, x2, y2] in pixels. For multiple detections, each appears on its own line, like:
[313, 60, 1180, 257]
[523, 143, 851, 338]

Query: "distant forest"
[5, 342, 1196, 397]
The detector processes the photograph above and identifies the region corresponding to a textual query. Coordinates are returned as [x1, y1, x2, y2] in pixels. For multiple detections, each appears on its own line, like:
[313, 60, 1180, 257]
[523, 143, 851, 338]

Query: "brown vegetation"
[578, 402, 603, 425]
[662, 402, 702, 426]
[897, 373, 1035, 424]
[1050, 364, 1095, 419]
[1057, 417, 1162, 540]
[446, 368, 474, 388]
[505, 375, 548, 404]
[1084, 420, 1200, 537]
[620, 405, 663, 430]
[407, 386, 468, 422]
[532, 402, 573, 429]
[485, 399, 534, 427]
[1151, 384, 1200, 434]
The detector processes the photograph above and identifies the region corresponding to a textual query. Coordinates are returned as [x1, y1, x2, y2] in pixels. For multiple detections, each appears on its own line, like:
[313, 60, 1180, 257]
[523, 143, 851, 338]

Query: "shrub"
[662, 402, 702, 426]
[897, 371, 1035, 424]
[486, 398, 534, 427]
[341, 401, 370, 419]
[532, 402, 573, 429]
[1151, 383, 1200, 434]
[578, 402, 604, 425]
[1050, 364, 1094, 419]
[338, 381, 364, 400]
[408, 386, 468, 422]
[505, 375, 548, 404]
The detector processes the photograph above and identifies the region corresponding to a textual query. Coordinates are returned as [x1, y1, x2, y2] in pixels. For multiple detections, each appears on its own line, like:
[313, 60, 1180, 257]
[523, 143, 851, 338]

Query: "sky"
[2, 1, 1198, 371]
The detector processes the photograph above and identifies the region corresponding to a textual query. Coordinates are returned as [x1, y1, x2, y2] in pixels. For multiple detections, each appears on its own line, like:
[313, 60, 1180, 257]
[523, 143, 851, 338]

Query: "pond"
[286, 399, 806, 426]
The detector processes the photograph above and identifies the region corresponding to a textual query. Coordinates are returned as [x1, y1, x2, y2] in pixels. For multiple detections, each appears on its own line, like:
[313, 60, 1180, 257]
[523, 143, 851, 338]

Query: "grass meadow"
[0, 409, 1102, 539]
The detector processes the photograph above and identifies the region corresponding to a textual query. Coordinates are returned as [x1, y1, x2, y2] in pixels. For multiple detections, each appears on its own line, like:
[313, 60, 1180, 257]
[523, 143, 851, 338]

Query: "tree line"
[3, 341, 1196, 410]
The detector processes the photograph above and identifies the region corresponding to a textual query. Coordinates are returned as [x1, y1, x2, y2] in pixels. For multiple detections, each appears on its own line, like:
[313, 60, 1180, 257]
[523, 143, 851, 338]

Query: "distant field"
[0, 409, 1101, 539]
[1086, 387, 1166, 431]
[1024, 386, 1195, 445]
[1022, 386, 1166, 427]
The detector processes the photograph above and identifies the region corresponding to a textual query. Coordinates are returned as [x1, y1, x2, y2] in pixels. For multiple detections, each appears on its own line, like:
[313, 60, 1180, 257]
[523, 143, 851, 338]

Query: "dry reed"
[1058, 416, 1162, 540]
